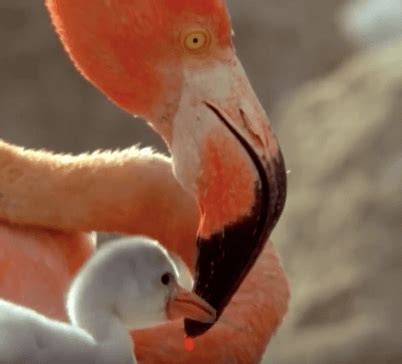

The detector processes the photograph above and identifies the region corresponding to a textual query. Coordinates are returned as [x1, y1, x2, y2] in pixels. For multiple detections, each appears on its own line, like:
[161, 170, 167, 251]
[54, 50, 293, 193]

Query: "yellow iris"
[182, 29, 211, 54]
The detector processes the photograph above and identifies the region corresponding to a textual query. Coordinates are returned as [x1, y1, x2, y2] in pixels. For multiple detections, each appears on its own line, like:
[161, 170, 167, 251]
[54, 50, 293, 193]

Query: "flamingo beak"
[166, 282, 216, 324]
[170, 56, 287, 337]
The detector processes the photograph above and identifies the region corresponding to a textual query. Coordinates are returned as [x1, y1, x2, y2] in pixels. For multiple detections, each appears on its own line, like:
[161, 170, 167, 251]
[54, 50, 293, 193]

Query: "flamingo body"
[0, 224, 93, 320]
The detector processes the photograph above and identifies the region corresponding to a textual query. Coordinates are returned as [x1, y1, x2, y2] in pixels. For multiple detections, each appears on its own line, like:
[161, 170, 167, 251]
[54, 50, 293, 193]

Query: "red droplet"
[184, 336, 195, 352]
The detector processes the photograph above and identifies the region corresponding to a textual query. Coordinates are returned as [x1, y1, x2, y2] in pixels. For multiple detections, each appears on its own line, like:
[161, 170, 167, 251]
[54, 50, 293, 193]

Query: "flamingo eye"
[161, 273, 171, 286]
[182, 29, 211, 54]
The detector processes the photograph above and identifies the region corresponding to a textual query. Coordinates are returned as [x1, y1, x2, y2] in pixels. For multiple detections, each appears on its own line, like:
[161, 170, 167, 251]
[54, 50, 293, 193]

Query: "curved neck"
[0, 140, 198, 251]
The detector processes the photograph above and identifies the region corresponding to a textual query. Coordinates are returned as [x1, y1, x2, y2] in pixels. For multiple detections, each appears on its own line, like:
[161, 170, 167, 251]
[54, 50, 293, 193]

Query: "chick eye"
[161, 273, 171, 286]
[182, 29, 211, 54]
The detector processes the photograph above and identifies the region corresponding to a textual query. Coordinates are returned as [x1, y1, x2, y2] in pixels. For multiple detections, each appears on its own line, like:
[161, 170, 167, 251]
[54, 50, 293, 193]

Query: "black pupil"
[161, 273, 170, 285]
[193, 37, 199, 44]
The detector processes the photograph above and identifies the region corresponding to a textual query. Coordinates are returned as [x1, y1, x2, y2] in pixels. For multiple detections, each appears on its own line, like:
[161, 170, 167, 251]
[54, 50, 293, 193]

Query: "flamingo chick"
[0, 236, 215, 364]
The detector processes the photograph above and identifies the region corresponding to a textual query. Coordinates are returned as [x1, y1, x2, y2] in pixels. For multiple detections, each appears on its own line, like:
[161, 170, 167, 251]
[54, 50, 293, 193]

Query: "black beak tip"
[184, 319, 213, 338]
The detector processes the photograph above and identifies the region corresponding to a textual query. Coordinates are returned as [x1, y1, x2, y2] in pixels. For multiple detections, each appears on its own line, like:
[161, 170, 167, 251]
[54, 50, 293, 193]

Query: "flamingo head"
[47, 0, 287, 337]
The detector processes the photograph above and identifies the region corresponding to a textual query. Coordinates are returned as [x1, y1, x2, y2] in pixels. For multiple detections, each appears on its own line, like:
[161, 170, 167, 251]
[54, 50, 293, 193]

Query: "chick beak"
[166, 282, 216, 324]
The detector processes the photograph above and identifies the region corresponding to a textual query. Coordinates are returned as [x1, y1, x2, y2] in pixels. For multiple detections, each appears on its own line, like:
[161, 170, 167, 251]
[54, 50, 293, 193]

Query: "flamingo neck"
[0, 140, 198, 249]
[0, 140, 153, 231]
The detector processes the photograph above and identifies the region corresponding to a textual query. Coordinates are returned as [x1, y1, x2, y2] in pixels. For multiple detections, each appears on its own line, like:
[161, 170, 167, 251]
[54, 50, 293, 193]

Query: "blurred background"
[0, 1, 401, 363]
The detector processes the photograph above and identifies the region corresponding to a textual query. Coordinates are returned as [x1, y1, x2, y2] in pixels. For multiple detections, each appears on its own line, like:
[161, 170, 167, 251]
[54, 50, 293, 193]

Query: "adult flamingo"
[0, 0, 288, 362]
